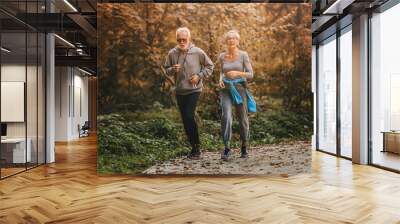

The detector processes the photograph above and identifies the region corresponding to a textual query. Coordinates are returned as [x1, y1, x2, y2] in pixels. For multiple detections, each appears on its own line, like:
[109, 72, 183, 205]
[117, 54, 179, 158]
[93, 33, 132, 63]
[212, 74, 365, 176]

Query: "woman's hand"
[219, 80, 225, 88]
[226, 71, 242, 79]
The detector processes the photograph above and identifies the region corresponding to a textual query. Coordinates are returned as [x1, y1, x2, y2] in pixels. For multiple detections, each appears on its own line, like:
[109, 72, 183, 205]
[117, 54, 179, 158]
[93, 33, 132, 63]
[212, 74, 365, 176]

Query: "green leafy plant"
[97, 109, 312, 174]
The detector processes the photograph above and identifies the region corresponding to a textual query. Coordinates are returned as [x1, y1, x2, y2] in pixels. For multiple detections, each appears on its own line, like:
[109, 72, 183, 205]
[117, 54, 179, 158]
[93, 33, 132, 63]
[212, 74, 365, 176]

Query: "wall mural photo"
[97, 3, 312, 175]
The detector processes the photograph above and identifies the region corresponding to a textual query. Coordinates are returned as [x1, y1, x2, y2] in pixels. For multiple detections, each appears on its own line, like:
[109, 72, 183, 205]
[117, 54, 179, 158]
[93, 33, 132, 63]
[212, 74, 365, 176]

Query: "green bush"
[97, 109, 312, 174]
[250, 110, 312, 143]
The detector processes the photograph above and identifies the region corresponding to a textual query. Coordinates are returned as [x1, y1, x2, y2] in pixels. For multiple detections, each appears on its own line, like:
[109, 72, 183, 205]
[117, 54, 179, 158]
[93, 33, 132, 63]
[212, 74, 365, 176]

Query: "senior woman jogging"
[218, 30, 255, 161]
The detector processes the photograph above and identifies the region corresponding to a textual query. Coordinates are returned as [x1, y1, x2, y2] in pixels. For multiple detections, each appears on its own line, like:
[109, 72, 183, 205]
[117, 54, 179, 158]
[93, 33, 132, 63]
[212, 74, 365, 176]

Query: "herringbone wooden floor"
[1, 136, 400, 224]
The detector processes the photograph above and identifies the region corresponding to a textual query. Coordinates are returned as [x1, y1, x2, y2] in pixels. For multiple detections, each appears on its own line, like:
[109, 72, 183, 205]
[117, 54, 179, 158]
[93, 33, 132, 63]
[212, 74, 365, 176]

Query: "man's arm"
[197, 50, 214, 79]
[164, 52, 175, 76]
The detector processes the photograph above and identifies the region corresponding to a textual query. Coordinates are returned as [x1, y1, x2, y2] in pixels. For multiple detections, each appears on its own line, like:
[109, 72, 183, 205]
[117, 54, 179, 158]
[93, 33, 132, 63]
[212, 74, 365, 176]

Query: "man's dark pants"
[176, 92, 200, 148]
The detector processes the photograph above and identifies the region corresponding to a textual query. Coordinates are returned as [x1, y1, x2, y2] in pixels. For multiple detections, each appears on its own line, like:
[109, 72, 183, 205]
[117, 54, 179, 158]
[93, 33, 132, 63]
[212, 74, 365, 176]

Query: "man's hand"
[172, 64, 181, 73]
[226, 71, 242, 79]
[219, 80, 225, 88]
[190, 74, 200, 87]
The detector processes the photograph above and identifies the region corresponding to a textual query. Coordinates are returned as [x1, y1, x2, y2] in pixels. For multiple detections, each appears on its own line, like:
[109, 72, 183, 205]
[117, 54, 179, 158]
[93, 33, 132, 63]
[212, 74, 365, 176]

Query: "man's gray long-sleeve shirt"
[164, 43, 214, 95]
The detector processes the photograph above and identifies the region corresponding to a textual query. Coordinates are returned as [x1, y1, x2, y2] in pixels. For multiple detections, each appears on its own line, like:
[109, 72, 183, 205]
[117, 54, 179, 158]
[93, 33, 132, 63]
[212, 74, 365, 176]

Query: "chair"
[79, 121, 90, 138]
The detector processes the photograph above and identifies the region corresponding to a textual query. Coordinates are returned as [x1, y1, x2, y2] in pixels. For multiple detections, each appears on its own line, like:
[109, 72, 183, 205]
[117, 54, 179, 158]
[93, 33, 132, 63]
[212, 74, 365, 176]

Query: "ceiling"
[1, 0, 97, 74]
[312, 0, 391, 43]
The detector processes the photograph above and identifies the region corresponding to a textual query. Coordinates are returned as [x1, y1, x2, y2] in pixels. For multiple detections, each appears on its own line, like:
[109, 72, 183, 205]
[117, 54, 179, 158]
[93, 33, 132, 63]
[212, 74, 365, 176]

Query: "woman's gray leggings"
[220, 85, 249, 149]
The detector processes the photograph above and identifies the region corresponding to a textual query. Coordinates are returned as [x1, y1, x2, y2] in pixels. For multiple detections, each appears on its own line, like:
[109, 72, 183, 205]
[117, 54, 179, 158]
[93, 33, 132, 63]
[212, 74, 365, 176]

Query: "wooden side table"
[381, 131, 400, 154]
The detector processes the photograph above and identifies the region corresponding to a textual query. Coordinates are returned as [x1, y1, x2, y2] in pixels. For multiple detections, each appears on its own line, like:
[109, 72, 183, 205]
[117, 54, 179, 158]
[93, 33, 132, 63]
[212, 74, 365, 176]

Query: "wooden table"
[381, 131, 400, 154]
[1, 138, 31, 164]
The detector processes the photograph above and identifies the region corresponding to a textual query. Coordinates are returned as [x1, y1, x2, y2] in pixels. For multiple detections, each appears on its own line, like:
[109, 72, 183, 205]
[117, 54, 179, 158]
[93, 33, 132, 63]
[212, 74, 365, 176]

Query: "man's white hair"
[176, 27, 191, 39]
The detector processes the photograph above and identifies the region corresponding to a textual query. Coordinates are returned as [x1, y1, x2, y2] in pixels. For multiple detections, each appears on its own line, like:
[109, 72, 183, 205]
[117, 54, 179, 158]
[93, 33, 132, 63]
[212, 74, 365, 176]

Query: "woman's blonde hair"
[224, 30, 240, 42]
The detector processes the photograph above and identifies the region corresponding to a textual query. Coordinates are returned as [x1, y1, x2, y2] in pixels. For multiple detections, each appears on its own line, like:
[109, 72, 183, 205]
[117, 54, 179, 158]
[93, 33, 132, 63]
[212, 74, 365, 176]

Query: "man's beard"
[178, 43, 189, 51]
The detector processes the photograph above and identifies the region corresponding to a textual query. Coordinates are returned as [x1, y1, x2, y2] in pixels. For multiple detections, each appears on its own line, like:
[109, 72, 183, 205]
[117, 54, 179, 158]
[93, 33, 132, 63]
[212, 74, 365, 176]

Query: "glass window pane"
[318, 36, 337, 154]
[27, 31, 38, 169]
[340, 28, 352, 158]
[0, 1, 46, 179]
[1, 31, 27, 177]
[38, 32, 45, 165]
[371, 3, 400, 171]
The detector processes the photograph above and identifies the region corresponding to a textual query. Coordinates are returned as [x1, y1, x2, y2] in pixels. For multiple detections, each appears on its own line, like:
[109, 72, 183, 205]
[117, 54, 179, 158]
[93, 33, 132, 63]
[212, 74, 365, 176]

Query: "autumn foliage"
[97, 3, 312, 117]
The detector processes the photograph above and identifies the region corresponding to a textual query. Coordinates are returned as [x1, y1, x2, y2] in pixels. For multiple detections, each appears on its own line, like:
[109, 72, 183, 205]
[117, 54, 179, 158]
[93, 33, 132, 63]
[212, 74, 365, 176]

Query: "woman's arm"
[219, 53, 225, 81]
[241, 52, 254, 80]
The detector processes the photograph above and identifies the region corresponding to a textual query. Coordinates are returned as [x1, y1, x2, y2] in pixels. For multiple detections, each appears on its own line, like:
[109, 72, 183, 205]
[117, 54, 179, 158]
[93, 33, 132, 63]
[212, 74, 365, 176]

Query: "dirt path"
[143, 141, 311, 175]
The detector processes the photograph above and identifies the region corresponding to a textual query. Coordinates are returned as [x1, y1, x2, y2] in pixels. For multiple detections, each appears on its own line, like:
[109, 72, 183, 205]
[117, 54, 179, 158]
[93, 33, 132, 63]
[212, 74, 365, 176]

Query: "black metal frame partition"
[315, 23, 353, 161]
[0, 0, 47, 180]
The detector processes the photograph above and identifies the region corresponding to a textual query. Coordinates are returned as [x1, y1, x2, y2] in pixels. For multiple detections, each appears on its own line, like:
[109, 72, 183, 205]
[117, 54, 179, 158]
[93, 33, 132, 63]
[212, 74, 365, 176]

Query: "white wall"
[1, 65, 27, 139]
[55, 66, 70, 141]
[1, 65, 42, 137]
[73, 72, 89, 138]
[55, 67, 89, 141]
[1, 64, 26, 126]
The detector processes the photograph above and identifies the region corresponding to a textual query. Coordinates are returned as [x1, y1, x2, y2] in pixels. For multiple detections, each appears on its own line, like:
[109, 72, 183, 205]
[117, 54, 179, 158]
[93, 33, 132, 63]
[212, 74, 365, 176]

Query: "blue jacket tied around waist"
[223, 77, 256, 113]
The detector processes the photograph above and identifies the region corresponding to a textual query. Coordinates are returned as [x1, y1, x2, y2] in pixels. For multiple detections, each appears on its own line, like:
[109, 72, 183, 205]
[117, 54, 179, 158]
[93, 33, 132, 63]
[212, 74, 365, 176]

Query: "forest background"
[97, 3, 312, 174]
